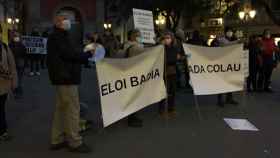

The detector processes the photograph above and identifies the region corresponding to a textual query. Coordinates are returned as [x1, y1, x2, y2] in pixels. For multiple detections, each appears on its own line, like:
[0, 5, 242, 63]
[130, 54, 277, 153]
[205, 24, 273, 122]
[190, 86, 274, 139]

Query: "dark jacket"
[47, 27, 92, 85]
[165, 45, 180, 75]
[9, 41, 27, 68]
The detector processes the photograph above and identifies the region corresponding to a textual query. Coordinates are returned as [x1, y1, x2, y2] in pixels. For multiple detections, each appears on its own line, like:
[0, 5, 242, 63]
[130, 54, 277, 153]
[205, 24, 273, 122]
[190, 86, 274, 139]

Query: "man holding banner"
[123, 29, 145, 127]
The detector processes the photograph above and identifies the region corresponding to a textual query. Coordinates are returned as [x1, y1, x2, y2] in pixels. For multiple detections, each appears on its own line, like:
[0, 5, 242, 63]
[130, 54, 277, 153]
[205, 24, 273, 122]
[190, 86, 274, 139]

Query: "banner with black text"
[184, 44, 245, 95]
[96, 46, 166, 127]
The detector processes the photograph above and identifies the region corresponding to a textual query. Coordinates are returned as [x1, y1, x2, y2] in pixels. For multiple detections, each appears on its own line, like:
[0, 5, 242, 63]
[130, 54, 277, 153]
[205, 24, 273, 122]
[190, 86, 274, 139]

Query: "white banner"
[184, 44, 245, 95]
[22, 36, 48, 54]
[133, 8, 156, 44]
[96, 46, 166, 127]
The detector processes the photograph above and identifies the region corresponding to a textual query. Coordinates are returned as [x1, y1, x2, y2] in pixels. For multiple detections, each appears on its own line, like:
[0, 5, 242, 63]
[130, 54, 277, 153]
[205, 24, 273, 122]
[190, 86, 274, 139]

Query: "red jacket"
[261, 38, 278, 58]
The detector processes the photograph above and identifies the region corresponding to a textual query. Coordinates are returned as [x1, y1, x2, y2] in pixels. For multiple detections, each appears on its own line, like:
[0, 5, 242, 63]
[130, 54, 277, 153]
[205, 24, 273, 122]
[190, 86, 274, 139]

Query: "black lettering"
[115, 80, 123, 91]
[201, 66, 206, 73]
[227, 64, 233, 72]
[124, 79, 127, 89]
[221, 64, 227, 72]
[101, 84, 109, 96]
[207, 65, 213, 73]
[131, 76, 139, 87]
[140, 75, 146, 85]
[234, 64, 241, 71]
[189, 66, 194, 73]
[154, 69, 160, 78]
[146, 72, 152, 80]
[194, 65, 200, 73]
[214, 64, 220, 72]
[108, 83, 115, 94]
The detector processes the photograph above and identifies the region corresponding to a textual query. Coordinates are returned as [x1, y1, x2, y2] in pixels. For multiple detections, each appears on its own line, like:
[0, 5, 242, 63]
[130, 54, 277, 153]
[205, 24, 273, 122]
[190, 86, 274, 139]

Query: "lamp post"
[104, 23, 112, 30]
[155, 13, 166, 30]
[7, 17, 20, 30]
[238, 1, 256, 37]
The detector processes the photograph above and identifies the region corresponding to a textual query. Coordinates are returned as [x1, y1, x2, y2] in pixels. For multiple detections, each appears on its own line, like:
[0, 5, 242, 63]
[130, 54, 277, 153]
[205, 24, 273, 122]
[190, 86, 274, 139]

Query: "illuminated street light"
[155, 13, 166, 26]
[104, 23, 112, 30]
[249, 10, 257, 19]
[238, 2, 257, 21]
[15, 18, 20, 23]
[238, 11, 245, 20]
[7, 18, 13, 24]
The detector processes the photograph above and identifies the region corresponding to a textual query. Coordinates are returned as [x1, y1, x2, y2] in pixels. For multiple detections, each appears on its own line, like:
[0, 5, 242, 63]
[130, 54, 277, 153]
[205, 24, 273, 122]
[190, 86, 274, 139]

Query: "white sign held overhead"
[133, 8, 156, 44]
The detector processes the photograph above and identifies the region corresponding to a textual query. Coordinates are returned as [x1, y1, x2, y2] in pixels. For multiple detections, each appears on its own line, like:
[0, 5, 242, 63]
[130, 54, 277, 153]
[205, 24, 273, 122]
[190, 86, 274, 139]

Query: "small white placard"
[224, 118, 259, 131]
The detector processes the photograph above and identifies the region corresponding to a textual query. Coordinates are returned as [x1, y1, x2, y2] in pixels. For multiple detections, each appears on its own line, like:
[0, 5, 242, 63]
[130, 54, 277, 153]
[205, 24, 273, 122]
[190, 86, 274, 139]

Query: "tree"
[254, 0, 280, 26]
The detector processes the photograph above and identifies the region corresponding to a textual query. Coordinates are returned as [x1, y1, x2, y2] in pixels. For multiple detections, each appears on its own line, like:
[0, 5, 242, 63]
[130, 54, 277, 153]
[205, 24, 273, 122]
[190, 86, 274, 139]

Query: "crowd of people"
[0, 14, 279, 154]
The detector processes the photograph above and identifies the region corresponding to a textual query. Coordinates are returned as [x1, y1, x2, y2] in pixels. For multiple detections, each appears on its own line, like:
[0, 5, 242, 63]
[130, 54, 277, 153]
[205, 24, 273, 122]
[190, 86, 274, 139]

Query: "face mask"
[226, 31, 233, 38]
[14, 37, 20, 42]
[62, 20, 71, 31]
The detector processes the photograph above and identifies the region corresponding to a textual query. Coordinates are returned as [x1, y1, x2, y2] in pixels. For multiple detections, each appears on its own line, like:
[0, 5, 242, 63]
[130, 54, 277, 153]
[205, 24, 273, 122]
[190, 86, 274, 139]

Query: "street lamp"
[7, 17, 20, 24]
[155, 14, 166, 27]
[104, 23, 112, 30]
[238, 2, 257, 21]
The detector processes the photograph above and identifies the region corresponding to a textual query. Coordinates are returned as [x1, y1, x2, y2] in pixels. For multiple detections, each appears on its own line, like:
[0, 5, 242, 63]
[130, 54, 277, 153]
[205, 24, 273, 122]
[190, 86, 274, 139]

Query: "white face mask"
[14, 37, 20, 42]
[62, 20, 71, 31]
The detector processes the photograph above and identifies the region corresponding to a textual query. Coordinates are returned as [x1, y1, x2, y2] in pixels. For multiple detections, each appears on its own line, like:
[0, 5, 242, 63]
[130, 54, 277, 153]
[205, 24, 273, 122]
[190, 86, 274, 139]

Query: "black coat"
[47, 27, 92, 85]
[9, 41, 27, 67]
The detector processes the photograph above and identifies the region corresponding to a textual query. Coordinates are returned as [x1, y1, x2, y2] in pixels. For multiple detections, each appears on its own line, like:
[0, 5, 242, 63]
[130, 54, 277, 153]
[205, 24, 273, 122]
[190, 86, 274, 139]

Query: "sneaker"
[29, 72, 35, 76]
[225, 99, 239, 105]
[0, 132, 12, 142]
[50, 142, 68, 151]
[69, 143, 92, 153]
[35, 72, 41, 76]
[127, 116, 143, 128]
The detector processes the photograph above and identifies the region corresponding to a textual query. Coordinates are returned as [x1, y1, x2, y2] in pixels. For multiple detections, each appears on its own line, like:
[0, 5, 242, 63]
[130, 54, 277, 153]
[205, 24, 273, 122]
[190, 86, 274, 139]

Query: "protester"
[175, 29, 189, 89]
[47, 15, 95, 153]
[9, 32, 27, 99]
[29, 27, 41, 76]
[247, 35, 262, 92]
[188, 30, 207, 46]
[123, 29, 145, 127]
[159, 31, 181, 118]
[102, 30, 119, 57]
[186, 30, 208, 89]
[0, 25, 17, 141]
[211, 27, 239, 107]
[258, 29, 279, 92]
[41, 29, 50, 69]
